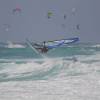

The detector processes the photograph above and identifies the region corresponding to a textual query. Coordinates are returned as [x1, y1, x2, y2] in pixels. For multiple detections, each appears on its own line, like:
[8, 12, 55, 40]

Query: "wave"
[91, 44, 100, 48]
[0, 55, 100, 82]
[0, 41, 26, 48]
[6, 41, 26, 48]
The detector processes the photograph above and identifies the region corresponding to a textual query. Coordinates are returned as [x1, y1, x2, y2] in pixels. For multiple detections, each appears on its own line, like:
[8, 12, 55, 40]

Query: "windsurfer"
[41, 41, 48, 53]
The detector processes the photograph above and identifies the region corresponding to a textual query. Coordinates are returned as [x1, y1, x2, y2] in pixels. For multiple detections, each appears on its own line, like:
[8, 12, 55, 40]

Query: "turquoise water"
[0, 43, 99, 59]
[0, 43, 100, 100]
[0, 43, 100, 82]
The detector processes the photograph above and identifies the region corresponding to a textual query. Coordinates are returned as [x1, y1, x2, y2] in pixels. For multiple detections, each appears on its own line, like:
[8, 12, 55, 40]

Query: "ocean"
[0, 43, 100, 100]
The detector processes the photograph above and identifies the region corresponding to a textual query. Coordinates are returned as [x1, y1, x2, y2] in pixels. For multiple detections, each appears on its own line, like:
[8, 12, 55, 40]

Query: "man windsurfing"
[41, 41, 48, 53]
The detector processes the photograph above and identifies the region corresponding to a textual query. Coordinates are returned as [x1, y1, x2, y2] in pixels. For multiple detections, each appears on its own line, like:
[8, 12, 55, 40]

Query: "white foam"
[0, 58, 63, 78]
[0, 56, 100, 99]
[0, 74, 100, 100]
[91, 44, 100, 47]
[0, 55, 100, 80]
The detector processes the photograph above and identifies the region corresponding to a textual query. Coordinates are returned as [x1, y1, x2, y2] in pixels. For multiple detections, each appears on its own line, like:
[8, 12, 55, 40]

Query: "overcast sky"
[0, 0, 100, 43]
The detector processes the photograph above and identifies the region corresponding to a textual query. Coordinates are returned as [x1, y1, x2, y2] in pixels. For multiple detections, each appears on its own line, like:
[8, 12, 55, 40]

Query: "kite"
[72, 8, 76, 15]
[47, 11, 53, 19]
[3, 24, 11, 32]
[64, 14, 67, 20]
[12, 7, 21, 14]
[76, 24, 80, 30]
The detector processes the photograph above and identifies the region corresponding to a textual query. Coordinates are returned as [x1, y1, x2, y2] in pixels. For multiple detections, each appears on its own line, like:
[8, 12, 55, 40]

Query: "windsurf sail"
[46, 37, 79, 49]
[26, 37, 79, 55]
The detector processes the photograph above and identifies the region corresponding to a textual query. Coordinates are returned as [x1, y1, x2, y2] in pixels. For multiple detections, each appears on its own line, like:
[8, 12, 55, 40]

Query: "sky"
[0, 0, 100, 43]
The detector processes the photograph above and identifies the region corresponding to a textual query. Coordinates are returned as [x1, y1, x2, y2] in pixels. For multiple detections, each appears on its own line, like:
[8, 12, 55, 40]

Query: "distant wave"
[91, 44, 100, 48]
[4, 41, 26, 48]
[6, 41, 25, 48]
